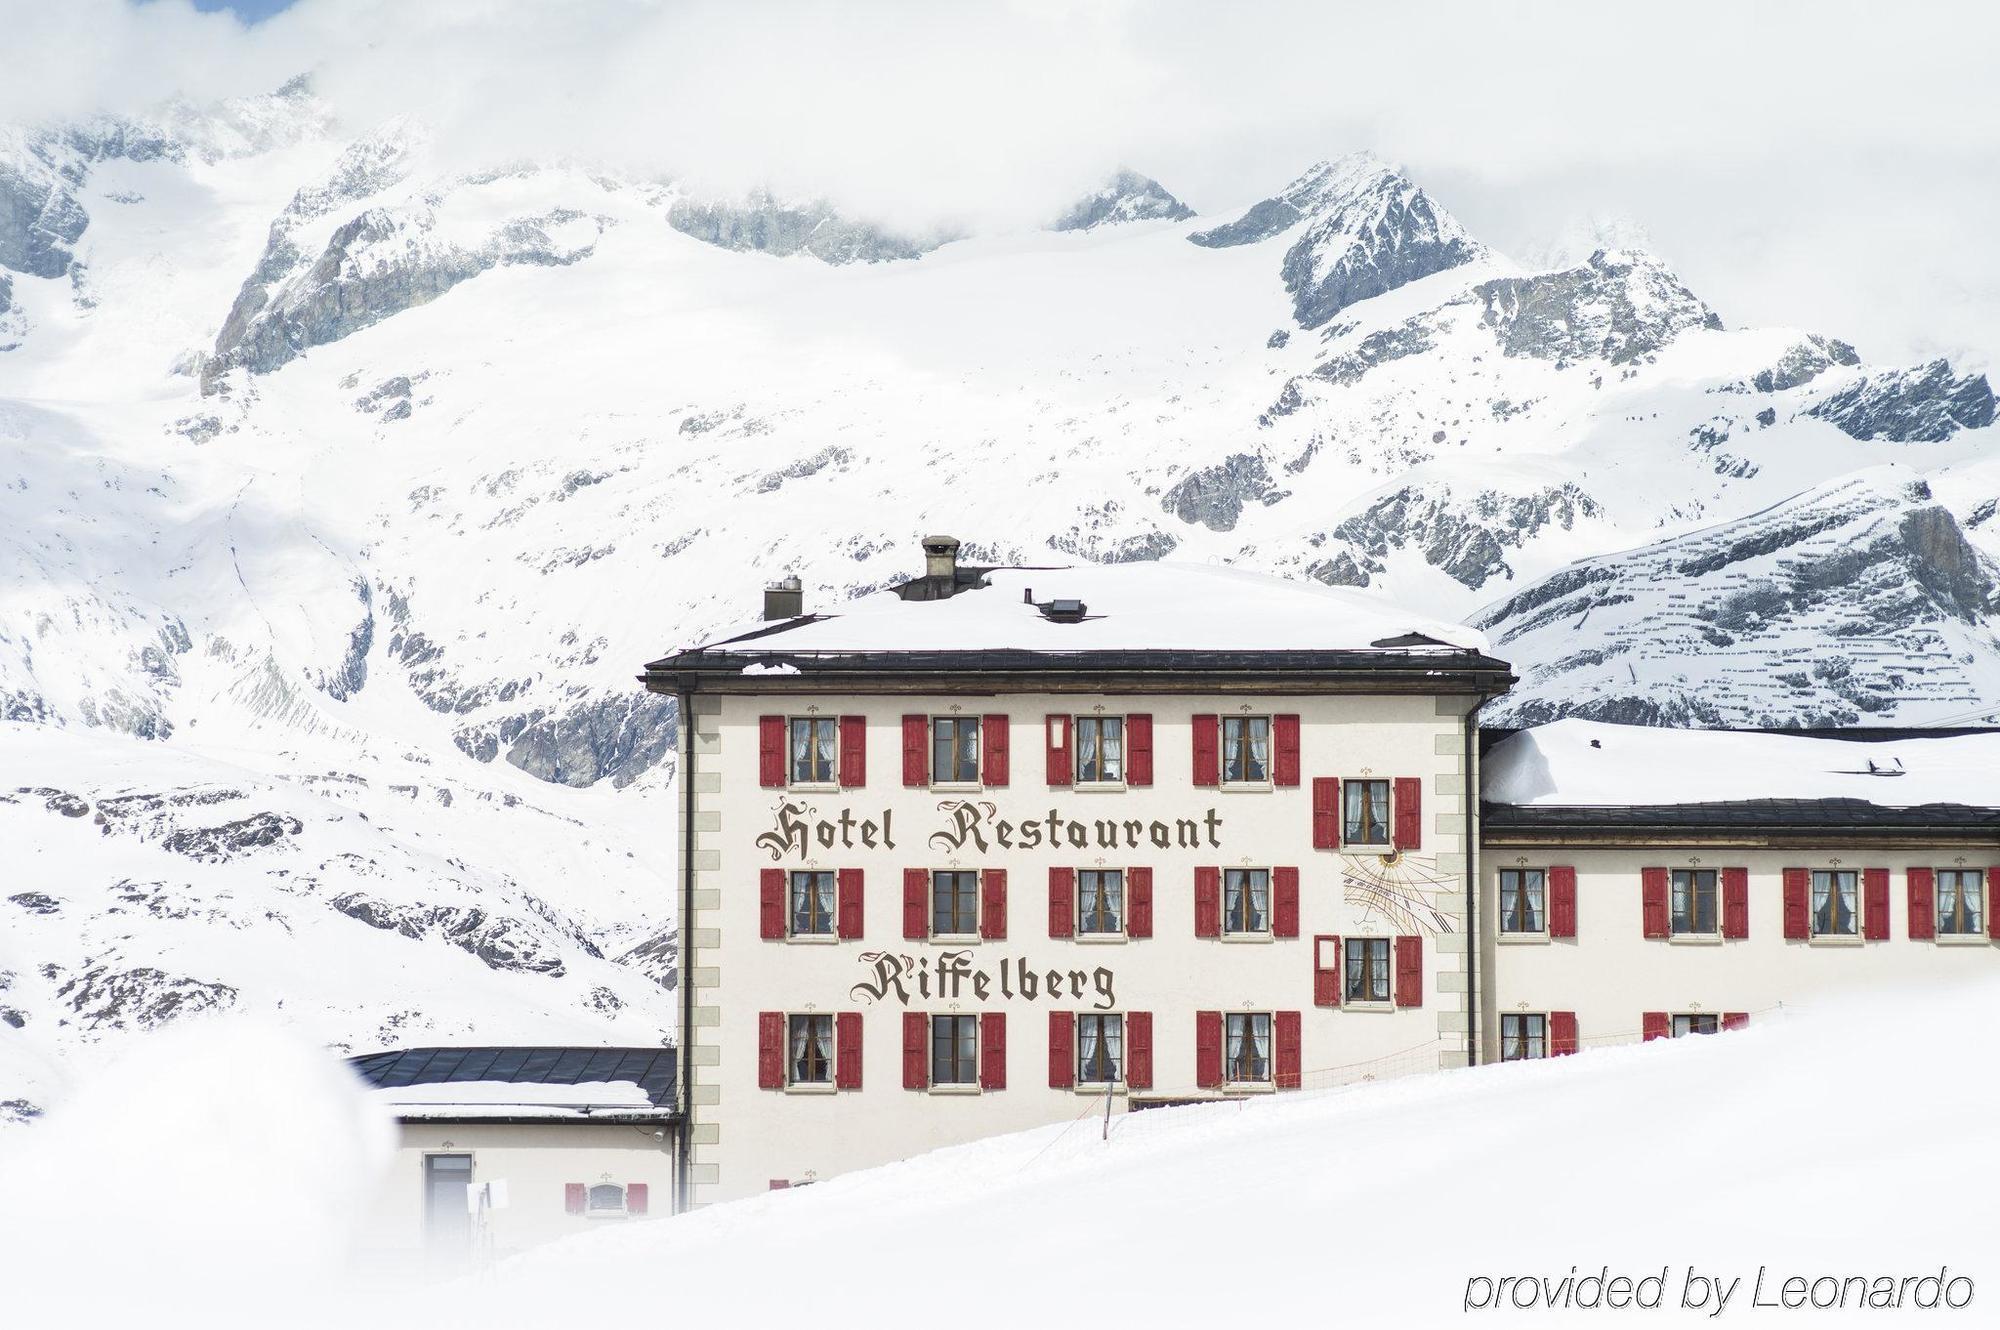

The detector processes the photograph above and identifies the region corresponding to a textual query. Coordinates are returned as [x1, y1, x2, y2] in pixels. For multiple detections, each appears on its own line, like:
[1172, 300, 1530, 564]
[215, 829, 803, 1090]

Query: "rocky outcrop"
[1305, 483, 1603, 591]
[55, 963, 238, 1031]
[0, 154, 89, 279]
[1476, 469, 2000, 727]
[1474, 249, 1722, 366]
[668, 191, 948, 264]
[161, 811, 304, 862]
[1803, 360, 1995, 442]
[503, 691, 678, 789]
[1750, 334, 1859, 393]
[329, 892, 574, 976]
[1050, 171, 1193, 231]
[1161, 454, 1290, 532]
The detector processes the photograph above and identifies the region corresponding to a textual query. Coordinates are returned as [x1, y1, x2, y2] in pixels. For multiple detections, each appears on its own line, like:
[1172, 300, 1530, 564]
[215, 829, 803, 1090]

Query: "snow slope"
[4, 978, 1995, 1328]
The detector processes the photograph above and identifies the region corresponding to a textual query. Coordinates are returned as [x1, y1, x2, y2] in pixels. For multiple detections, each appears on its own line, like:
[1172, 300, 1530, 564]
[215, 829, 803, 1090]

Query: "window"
[1500, 1013, 1546, 1061]
[1345, 937, 1391, 1003]
[1672, 1013, 1720, 1038]
[788, 1013, 834, 1086]
[930, 717, 980, 784]
[931, 870, 979, 937]
[423, 1154, 474, 1250]
[789, 871, 835, 937]
[1077, 1013, 1124, 1085]
[1938, 870, 1985, 937]
[1343, 780, 1391, 845]
[1671, 869, 1718, 936]
[1078, 869, 1124, 936]
[930, 1014, 978, 1085]
[788, 717, 836, 784]
[1075, 715, 1124, 783]
[1811, 870, 1858, 937]
[1221, 716, 1270, 783]
[586, 1183, 627, 1218]
[1222, 868, 1269, 936]
[1223, 1013, 1271, 1084]
[1499, 869, 1545, 934]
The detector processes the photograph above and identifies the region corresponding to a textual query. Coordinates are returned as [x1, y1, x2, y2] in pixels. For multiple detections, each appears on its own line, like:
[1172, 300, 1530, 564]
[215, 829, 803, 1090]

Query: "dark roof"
[1482, 798, 2000, 837]
[347, 1046, 678, 1109]
[1479, 723, 2000, 756]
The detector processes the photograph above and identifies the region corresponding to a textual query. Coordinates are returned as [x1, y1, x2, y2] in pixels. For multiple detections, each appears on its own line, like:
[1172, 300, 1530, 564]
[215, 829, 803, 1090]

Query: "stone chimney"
[922, 534, 961, 584]
[763, 574, 803, 620]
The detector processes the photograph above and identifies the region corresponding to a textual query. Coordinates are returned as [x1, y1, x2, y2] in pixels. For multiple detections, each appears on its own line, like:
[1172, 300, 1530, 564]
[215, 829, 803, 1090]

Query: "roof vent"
[763, 575, 803, 621]
[1865, 757, 1906, 777]
[1037, 598, 1088, 624]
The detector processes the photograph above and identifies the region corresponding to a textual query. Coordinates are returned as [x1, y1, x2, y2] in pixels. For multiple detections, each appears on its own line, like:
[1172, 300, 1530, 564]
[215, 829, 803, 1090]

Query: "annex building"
[641, 537, 2000, 1210]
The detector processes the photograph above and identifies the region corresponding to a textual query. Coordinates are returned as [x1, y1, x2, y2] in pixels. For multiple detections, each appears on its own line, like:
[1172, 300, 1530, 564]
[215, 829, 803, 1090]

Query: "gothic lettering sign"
[755, 798, 1224, 863]
[849, 950, 1116, 1010]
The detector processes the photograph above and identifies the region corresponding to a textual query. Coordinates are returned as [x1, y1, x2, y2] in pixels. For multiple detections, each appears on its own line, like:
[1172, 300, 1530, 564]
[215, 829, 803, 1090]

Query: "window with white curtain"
[1078, 869, 1124, 936]
[1343, 779, 1391, 845]
[1938, 870, 1984, 936]
[1222, 868, 1269, 935]
[1672, 869, 1718, 935]
[789, 871, 835, 937]
[586, 1183, 627, 1217]
[1500, 1013, 1546, 1061]
[1221, 717, 1270, 783]
[1811, 870, 1858, 937]
[787, 1013, 834, 1085]
[1075, 716, 1124, 783]
[1076, 1013, 1124, 1085]
[1224, 1012, 1271, 1084]
[1672, 1013, 1720, 1038]
[1499, 869, 1545, 934]
[788, 717, 836, 784]
[1344, 937, 1391, 1003]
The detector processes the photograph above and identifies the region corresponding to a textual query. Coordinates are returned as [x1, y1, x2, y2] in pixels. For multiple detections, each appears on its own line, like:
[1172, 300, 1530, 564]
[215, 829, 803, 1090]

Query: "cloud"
[6, 0, 2000, 362]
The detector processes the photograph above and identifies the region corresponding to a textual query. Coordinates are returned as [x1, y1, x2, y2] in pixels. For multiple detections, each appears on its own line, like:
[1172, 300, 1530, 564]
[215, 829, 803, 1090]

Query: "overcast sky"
[10, 0, 2000, 367]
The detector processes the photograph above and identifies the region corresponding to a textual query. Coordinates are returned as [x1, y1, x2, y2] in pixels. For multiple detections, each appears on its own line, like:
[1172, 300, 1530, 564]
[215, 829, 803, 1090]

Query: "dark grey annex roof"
[1482, 799, 2000, 839]
[348, 1046, 678, 1109]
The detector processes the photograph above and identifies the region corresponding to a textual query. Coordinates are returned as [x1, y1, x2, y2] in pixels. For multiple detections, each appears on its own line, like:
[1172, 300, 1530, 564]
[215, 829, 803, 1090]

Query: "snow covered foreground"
[5, 980, 1995, 1329]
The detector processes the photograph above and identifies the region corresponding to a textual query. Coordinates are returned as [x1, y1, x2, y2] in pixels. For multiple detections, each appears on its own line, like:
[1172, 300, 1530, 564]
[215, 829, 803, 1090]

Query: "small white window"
[789, 871, 835, 937]
[930, 1014, 978, 1086]
[930, 870, 979, 938]
[788, 1013, 834, 1086]
[1075, 716, 1125, 783]
[787, 717, 836, 784]
[1811, 870, 1858, 937]
[1078, 869, 1124, 936]
[1221, 717, 1270, 784]
[1671, 1013, 1720, 1038]
[586, 1183, 627, 1218]
[1343, 780, 1391, 845]
[1223, 1012, 1271, 1084]
[1499, 869, 1545, 934]
[930, 717, 980, 784]
[1937, 870, 1985, 937]
[1344, 937, 1391, 1003]
[1222, 868, 1269, 936]
[1500, 1013, 1546, 1061]
[1671, 869, 1719, 936]
[1077, 1013, 1124, 1085]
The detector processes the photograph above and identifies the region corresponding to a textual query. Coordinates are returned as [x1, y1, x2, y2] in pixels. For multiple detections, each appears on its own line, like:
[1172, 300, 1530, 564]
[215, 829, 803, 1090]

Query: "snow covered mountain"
[2, 80, 1996, 1111]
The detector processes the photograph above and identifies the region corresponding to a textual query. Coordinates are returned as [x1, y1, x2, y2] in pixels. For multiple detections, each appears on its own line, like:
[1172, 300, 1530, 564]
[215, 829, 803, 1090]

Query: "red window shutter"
[1721, 1011, 1749, 1032]
[1392, 777, 1422, 851]
[1642, 1012, 1670, 1042]
[1549, 866, 1578, 939]
[760, 868, 785, 940]
[1907, 868, 1936, 941]
[980, 868, 1007, 940]
[759, 715, 786, 788]
[625, 1182, 649, 1216]
[565, 1182, 586, 1215]
[768, 1180, 792, 1191]
[1989, 868, 2000, 941]
[1191, 714, 1219, 787]
[758, 1011, 784, 1089]
[1193, 867, 1221, 938]
[1549, 1011, 1578, 1056]
[903, 868, 928, 940]
[1641, 867, 1670, 939]
[979, 1012, 1006, 1090]
[981, 714, 1009, 786]
[1044, 714, 1072, 786]
[836, 1011, 862, 1089]
[1782, 868, 1810, 939]
[1125, 1012, 1153, 1090]
[1047, 1011, 1074, 1089]
[838, 715, 866, 788]
[1394, 935, 1423, 1007]
[1312, 935, 1341, 1007]
[1311, 777, 1340, 849]
[1126, 714, 1153, 786]
[1272, 714, 1301, 787]
[1863, 868, 1890, 940]
[836, 868, 864, 940]
[1127, 866, 1153, 938]
[1048, 867, 1075, 939]
[1721, 867, 1749, 939]
[1195, 1010, 1222, 1088]
[1274, 1010, 1302, 1089]
[901, 715, 927, 786]
[902, 1012, 927, 1089]
[1272, 866, 1300, 938]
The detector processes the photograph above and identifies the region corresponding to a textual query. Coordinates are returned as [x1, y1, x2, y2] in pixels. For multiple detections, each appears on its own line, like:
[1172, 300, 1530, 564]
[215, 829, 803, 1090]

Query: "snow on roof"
[363, 1080, 660, 1120]
[1484, 718, 2000, 809]
[690, 563, 1490, 657]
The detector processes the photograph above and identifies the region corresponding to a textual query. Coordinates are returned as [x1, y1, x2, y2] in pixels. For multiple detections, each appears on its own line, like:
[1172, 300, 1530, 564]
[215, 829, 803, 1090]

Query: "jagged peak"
[1049, 170, 1193, 232]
